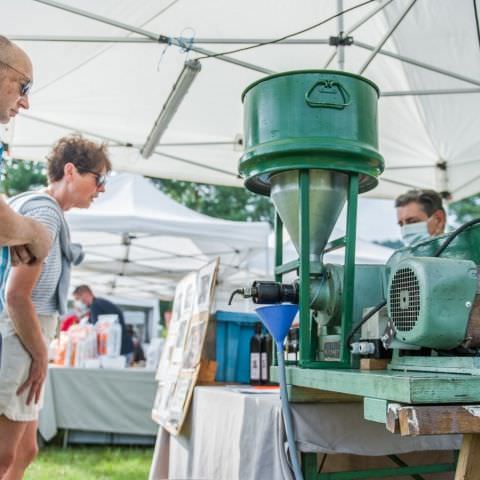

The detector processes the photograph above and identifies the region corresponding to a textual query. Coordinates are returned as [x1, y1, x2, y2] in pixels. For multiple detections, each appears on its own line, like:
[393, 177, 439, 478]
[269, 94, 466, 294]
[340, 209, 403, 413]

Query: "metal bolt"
[466, 301, 472, 308]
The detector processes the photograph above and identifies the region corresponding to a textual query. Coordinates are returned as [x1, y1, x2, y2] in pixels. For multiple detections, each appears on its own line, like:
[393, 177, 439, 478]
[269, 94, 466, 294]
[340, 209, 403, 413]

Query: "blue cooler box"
[215, 310, 259, 384]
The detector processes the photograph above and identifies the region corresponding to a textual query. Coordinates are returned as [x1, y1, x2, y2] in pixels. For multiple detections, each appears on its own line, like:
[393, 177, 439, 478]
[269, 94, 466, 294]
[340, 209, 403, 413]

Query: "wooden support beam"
[386, 403, 402, 434]
[455, 434, 480, 479]
[397, 405, 480, 436]
[360, 358, 389, 371]
[287, 385, 361, 403]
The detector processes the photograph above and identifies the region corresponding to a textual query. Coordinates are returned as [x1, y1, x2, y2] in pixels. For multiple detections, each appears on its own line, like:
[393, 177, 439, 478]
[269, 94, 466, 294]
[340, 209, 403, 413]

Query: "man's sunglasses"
[0, 60, 32, 97]
[78, 168, 107, 188]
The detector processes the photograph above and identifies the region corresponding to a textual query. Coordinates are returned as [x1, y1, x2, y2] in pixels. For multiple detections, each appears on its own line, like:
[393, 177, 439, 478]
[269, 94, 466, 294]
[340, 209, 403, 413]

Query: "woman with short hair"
[0, 134, 111, 479]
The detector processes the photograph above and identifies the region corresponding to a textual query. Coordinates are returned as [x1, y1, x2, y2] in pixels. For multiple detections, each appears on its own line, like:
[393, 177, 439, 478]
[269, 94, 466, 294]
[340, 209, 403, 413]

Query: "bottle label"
[261, 352, 268, 381]
[250, 353, 260, 380]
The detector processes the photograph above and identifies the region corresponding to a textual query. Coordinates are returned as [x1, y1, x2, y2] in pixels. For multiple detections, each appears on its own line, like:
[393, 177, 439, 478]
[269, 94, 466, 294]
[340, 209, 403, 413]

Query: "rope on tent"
[194, 0, 376, 60]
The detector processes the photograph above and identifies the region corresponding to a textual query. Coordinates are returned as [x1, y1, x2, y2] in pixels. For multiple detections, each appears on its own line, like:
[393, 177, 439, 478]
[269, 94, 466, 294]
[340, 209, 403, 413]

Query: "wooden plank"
[386, 403, 402, 434]
[287, 385, 361, 403]
[397, 405, 480, 436]
[455, 434, 480, 479]
[363, 397, 388, 424]
[270, 366, 480, 404]
[360, 358, 390, 371]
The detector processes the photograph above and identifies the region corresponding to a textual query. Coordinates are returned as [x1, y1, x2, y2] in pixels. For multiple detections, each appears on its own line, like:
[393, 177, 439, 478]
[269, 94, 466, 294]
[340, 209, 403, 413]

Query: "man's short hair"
[73, 284, 93, 296]
[0, 36, 15, 73]
[395, 189, 445, 217]
[47, 134, 112, 183]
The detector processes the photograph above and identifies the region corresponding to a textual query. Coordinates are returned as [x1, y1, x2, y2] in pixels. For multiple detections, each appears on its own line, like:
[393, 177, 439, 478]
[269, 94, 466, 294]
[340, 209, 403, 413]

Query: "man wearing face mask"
[72, 285, 134, 363]
[395, 189, 446, 246]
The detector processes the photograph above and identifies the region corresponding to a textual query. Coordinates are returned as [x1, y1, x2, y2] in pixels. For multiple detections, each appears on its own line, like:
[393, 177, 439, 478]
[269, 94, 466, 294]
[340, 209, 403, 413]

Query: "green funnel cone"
[256, 304, 298, 343]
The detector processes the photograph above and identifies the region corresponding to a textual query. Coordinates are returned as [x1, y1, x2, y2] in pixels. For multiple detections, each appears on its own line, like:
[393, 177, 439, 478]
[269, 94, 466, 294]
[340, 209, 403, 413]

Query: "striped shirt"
[5, 201, 63, 315]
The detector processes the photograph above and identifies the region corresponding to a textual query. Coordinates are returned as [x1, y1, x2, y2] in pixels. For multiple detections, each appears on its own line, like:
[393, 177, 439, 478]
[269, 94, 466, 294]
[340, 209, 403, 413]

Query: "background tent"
[67, 173, 393, 300]
[66, 173, 270, 299]
[2, 0, 480, 201]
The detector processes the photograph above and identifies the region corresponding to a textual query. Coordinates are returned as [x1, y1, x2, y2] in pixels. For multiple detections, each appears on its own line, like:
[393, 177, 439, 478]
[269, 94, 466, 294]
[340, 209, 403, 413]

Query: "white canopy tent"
[1, 0, 479, 202]
[66, 173, 270, 299]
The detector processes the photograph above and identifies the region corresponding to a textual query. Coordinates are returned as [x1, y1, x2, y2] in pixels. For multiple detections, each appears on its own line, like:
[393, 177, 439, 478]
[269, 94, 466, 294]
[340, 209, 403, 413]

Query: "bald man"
[0, 36, 50, 265]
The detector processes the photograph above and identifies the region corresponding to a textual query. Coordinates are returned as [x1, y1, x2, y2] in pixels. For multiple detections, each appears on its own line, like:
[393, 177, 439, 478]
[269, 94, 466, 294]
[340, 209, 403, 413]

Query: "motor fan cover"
[387, 257, 477, 349]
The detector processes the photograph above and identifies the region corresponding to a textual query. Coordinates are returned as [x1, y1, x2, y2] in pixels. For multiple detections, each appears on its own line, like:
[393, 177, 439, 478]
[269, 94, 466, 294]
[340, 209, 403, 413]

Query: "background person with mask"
[72, 285, 134, 363]
[395, 189, 446, 246]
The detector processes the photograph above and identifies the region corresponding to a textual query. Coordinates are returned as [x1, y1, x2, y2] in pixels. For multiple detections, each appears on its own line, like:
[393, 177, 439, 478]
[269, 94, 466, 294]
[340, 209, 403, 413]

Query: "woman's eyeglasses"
[78, 168, 107, 188]
[0, 60, 32, 97]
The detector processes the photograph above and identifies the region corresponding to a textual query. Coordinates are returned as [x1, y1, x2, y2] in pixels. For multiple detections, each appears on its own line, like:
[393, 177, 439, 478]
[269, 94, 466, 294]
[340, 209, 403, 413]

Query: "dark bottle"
[284, 330, 292, 362]
[261, 332, 272, 384]
[290, 328, 299, 363]
[250, 322, 263, 385]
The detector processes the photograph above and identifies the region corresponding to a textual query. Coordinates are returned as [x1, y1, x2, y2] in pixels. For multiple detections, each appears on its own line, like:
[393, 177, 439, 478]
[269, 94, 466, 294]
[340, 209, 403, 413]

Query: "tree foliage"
[0, 158, 47, 196]
[0, 158, 274, 225]
[449, 194, 480, 224]
[149, 177, 274, 224]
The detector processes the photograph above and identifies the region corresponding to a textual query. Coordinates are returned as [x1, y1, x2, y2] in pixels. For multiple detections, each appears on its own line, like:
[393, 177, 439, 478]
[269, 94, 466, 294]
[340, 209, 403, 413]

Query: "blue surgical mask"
[401, 221, 430, 246]
[74, 299, 88, 314]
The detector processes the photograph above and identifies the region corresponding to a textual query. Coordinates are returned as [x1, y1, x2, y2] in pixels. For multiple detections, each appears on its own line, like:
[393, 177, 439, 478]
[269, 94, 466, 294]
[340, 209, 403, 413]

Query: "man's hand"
[17, 347, 48, 405]
[24, 220, 52, 263]
[10, 245, 34, 266]
[8, 220, 51, 266]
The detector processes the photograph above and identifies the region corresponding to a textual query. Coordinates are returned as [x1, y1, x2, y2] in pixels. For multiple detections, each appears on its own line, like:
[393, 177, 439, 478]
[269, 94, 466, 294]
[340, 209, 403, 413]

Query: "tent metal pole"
[382, 88, 480, 96]
[19, 113, 239, 178]
[449, 157, 480, 168]
[386, 165, 435, 170]
[20, 113, 132, 146]
[324, 0, 393, 68]
[11, 141, 237, 148]
[152, 150, 238, 177]
[451, 172, 480, 194]
[380, 176, 426, 189]
[323, 49, 338, 69]
[346, 0, 394, 34]
[337, 0, 345, 70]
[358, 0, 417, 74]
[32, 0, 274, 74]
[355, 41, 480, 87]
[9, 34, 331, 45]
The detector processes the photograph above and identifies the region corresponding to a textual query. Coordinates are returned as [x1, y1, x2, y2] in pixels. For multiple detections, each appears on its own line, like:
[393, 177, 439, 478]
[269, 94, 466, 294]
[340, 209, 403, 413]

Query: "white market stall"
[66, 172, 271, 299]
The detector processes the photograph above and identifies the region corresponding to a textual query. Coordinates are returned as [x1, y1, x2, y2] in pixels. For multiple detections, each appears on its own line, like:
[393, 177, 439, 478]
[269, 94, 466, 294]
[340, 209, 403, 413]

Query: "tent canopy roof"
[1, 0, 480, 201]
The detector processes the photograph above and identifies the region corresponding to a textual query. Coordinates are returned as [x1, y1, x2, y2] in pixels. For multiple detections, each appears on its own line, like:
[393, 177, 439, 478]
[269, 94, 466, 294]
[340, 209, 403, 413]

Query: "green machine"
[229, 69, 480, 423]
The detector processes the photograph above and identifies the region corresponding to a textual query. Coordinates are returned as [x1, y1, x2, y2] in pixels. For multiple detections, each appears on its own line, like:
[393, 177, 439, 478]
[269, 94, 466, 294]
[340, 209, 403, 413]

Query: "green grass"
[25, 446, 154, 480]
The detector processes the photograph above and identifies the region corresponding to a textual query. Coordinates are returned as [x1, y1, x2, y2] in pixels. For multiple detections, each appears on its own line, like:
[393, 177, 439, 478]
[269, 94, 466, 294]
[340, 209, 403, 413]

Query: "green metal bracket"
[299, 169, 313, 363]
[274, 212, 283, 283]
[340, 174, 359, 365]
[275, 259, 300, 275]
[302, 452, 456, 480]
[323, 236, 347, 254]
[363, 397, 388, 424]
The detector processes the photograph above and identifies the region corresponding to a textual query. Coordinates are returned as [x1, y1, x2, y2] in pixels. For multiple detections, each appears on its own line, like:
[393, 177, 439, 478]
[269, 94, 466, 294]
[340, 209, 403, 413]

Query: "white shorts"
[0, 314, 57, 422]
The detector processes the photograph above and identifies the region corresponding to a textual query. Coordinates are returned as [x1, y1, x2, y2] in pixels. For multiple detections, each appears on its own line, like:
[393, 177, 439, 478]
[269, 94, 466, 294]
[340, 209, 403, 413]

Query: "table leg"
[62, 429, 69, 449]
[455, 434, 480, 479]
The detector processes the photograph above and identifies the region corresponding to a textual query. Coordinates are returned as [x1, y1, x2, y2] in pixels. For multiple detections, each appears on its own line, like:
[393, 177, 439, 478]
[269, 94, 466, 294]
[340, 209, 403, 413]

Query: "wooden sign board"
[152, 259, 219, 435]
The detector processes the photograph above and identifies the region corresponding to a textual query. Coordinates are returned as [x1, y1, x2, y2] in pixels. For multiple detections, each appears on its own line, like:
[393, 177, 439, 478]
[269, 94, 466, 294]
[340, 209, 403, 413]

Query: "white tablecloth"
[39, 366, 158, 441]
[149, 386, 461, 480]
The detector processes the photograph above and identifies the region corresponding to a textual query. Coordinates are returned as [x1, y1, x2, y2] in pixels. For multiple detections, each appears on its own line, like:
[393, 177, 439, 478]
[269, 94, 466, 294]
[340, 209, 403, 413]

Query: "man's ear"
[434, 209, 446, 232]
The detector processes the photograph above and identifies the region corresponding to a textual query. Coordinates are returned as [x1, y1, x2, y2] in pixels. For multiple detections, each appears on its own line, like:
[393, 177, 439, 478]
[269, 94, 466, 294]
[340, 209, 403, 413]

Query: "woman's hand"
[17, 346, 48, 405]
